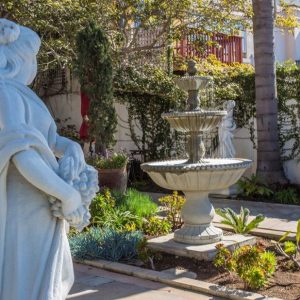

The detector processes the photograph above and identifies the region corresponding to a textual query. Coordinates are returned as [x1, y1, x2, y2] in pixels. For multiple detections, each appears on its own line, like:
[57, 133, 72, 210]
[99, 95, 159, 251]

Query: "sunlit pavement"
[68, 263, 224, 300]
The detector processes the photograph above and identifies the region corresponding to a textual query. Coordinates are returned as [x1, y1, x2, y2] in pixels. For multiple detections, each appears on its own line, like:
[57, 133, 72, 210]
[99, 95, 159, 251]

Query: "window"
[242, 30, 247, 56]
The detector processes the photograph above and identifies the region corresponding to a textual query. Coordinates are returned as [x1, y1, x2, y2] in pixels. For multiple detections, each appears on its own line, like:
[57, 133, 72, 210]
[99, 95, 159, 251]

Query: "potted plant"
[88, 153, 128, 193]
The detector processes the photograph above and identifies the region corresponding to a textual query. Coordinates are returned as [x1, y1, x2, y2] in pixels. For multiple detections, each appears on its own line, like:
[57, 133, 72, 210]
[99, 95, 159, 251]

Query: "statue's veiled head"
[0, 19, 41, 85]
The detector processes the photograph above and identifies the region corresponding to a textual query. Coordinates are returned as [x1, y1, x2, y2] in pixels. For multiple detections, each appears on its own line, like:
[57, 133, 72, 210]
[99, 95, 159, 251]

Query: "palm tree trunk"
[252, 0, 287, 184]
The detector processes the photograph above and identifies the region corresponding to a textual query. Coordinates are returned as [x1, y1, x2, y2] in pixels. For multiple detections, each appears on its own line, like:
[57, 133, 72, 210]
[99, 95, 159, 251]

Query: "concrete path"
[68, 263, 224, 300]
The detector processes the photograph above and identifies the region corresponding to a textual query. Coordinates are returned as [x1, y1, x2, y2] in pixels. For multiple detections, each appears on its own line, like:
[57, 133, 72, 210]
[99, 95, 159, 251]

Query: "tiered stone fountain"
[142, 61, 252, 245]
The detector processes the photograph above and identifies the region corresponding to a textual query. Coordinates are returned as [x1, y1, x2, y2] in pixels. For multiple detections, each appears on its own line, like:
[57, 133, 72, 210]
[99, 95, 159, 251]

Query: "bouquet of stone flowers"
[50, 156, 99, 231]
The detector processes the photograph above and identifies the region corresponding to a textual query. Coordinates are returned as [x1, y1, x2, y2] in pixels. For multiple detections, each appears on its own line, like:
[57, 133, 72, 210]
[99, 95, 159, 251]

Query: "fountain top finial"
[187, 60, 197, 76]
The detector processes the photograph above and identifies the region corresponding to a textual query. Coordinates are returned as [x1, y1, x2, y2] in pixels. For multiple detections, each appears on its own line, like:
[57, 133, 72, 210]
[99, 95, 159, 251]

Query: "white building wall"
[232, 110, 300, 184]
[275, 29, 290, 62]
[243, 6, 300, 64]
[46, 76, 140, 155]
[114, 102, 140, 153]
[243, 28, 297, 64]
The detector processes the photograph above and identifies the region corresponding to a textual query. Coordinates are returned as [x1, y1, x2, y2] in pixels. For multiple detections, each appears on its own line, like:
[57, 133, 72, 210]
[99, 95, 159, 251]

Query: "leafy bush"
[159, 191, 185, 230]
[69, 227, 143, 261]
[119, 189, 158, 219]
[143, 216, 172, 237]
[237, 175, 274, 199]
[238, 175, 300, 204]
[214, 244, 277, 289]
[90, 189, 142, 230]
[274, 187, 299, 204]
[273, 219, 300, 269]
[88, 153, 128, 169]
[215, 207, 265, 234]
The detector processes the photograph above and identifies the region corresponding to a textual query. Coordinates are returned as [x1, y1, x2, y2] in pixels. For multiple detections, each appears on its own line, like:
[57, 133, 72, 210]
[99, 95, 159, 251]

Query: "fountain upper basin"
[174, 76, 213, 91]
[162, 111, 227, 133]
[141, 158, 252, 191]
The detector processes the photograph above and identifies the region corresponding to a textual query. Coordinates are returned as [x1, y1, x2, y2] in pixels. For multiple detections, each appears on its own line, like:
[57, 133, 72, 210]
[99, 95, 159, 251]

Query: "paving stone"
[68, 264, 226, 300]
[147, 233, 256, 261]
[163, 268, 197, 279]
[75, 273, 114, 287]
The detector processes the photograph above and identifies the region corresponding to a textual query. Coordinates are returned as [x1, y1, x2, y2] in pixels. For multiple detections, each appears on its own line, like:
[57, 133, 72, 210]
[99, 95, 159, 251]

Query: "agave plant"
[215, 207, 265, 234]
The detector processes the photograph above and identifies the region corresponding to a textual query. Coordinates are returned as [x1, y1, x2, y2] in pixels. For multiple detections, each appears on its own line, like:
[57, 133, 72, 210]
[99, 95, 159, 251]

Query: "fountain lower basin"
[141, 158, 252, 245]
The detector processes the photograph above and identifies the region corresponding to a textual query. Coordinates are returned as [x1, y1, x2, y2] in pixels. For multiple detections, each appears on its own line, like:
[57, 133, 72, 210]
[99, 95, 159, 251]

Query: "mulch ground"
[139, 238, 300, 300]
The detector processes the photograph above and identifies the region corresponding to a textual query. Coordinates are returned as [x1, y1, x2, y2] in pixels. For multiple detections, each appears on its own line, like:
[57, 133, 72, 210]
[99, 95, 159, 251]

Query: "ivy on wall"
[277, 62, 300, 161]
[114, 64, 186, 160]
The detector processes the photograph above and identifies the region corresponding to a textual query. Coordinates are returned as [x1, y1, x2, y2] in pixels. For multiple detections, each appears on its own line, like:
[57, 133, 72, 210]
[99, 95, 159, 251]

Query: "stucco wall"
[46, 89, 140, 154]
[244, 7, 300, 65]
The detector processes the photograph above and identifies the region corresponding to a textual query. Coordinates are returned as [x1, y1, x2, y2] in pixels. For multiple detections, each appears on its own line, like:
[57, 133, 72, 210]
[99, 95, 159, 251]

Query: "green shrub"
[90, 190, 142, 231]
[143, 216, 172, 237]
[238, 174, 300, 204]
[88, 153, 128, 169]
[159, 191, 185, 230]
[274, 188, 299, 204]
[237, 175, 273, 199]
[69, 227, 143, 261]
[214, 244, 277, 289]
[215, 207, 265, 234]
[119, 189, 158, 219]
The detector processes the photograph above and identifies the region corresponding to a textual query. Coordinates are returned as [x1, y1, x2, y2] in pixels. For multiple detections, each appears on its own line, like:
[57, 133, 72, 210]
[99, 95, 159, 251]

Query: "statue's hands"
[65, 206, 86, 227]
[59, 142, 85, 182]
[55, 143, 99, 231]
[61, 188, 82, 217]
[49, 192, 87, 228]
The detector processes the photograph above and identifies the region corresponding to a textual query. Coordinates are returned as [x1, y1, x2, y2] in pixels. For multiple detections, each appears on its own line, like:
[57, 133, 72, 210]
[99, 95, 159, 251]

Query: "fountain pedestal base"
[176, 191, 223, 245]
[174, 223, 223, 245]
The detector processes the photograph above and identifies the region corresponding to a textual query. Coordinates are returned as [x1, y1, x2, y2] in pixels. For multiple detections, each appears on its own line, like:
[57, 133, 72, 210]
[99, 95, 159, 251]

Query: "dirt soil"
[140, 239, 300, 300]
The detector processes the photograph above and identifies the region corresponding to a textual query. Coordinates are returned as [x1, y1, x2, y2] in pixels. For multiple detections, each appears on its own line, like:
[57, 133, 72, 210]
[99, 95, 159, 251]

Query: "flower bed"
[141, 238, 300, 300]
[69, 188, 300, 299]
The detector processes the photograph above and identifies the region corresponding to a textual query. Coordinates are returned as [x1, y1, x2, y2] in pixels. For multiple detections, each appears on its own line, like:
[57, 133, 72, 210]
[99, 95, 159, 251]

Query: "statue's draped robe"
[0, 80, 74, 300]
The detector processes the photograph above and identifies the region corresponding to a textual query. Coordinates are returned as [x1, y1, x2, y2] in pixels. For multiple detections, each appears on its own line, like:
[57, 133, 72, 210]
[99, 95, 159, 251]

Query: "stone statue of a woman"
[0, 19, 98, 300]
[218, 100, 236, 158]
